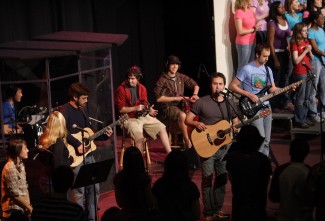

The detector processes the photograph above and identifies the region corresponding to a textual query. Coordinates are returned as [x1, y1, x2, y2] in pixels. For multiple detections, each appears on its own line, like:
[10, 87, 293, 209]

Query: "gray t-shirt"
[191, 95, 238, 125]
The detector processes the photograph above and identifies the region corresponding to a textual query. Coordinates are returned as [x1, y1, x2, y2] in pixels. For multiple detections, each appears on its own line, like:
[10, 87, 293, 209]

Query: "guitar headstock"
[118, 114, 129, 125]
[259, 108, 271, 118]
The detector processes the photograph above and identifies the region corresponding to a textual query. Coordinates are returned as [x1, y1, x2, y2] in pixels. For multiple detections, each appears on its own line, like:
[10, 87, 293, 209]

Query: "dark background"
[0, 0, 216, 101]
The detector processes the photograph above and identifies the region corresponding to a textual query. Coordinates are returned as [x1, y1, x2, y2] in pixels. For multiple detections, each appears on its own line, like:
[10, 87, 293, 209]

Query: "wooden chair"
[119, 127, 151, 169]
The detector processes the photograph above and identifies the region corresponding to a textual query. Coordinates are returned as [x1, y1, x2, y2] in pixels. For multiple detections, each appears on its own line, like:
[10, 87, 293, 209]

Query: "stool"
[119, 127, 151, 169]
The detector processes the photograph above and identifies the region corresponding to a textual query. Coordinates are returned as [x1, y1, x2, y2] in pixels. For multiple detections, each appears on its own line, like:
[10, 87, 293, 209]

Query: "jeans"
[293, 74, 313, 123]
[310, 59, 325, 116]
[250, 110, 272, 156]
[201, 147, 228, 216]
[268, 51, 291, 108]
[69, 154, 99, 221]
[236, 43, 256, 74]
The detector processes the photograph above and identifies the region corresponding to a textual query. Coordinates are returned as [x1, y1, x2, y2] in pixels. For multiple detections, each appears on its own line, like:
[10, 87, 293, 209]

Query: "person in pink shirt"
[251, 0, 270, 44]
[234, 0, 261, 74]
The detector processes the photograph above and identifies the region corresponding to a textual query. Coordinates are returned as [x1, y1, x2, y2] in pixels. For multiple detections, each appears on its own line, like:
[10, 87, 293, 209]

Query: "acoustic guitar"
[191, 109, 271, 158]
[67, 114, 128, 167]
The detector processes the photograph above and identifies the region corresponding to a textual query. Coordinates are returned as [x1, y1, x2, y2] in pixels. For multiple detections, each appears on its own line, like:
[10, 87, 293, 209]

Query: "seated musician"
[154, 55, 199, 149]
[114, 65, 171, 154]
[2, 86, 23, 134]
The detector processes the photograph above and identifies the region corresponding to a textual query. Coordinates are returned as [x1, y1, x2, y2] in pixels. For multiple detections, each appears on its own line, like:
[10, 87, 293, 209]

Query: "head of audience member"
[269, 1, 286, 24]
[126, 65, 143, 87]
[234, 0, 251, 10]
[306, 0, 323, 12]
[289, 138, 310, 162]
[5, 86, 23, 103]
[51, 165, 74, 194]
[69, 82, 90, 108]
[165, 55, 181, 73]
[7, 137, 29, 164]
[39, 111, 68, 148]
[285, 0, 301, 15]
[101, 207, 121, 221]
[255, 43, 271, 65]
[292, 22, 308, 43]
[122, 146, 145, 174]
[236, 125, 265, 152]
[309, 10, 324, 28]
[162, 150, 190, 183]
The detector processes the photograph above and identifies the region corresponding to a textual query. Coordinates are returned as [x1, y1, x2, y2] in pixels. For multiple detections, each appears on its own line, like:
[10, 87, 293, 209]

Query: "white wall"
[213, 0, 237, 87]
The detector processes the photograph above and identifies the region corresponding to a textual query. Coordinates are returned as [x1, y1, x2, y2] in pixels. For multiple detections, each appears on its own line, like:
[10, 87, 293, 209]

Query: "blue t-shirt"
[237, 61, 274, 105]
[308, 27, 325, 63]
[285, 12, 302, 30]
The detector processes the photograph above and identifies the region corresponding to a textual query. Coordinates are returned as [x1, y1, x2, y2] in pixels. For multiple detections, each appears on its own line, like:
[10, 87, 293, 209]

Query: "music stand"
[72, 158, 114, 221]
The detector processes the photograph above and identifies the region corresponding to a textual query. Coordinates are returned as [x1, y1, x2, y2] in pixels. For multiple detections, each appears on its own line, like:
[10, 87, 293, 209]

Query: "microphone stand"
[219, 92, 245, 161]
[307, 68, 324, 161]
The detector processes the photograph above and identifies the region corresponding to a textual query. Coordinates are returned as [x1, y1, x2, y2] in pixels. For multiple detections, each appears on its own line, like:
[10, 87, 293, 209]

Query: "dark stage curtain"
[0, 0, 215, 101]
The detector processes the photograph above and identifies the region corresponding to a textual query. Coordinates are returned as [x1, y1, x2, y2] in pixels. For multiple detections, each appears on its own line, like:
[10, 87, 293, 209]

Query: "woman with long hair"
[267, 1, 292, 112]
[234, 0, 261, 73]
[251, 0, 270, 44]
[1, 137, 32, 221]
[38, 111, 72, 193]
[291, 22, 314, 128]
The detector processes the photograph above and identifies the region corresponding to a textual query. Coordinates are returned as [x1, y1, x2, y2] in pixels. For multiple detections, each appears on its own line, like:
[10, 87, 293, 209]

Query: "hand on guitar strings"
[105, 127, 113, 137]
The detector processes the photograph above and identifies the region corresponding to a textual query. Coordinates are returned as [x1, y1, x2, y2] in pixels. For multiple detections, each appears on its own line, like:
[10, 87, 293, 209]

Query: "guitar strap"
[264, 64, 271, 85]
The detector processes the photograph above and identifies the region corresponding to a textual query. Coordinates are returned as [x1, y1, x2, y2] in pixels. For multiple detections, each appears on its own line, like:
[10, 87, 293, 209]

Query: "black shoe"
[296, 122, 309, 129]
[213, 211, 230, 220]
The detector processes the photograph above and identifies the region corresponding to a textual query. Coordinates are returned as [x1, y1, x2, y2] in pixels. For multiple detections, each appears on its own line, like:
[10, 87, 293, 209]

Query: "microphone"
[225, 88, 241, 99]
[301, 62, 311, 72]
[72, 124, 87, 132]
[216, 91, 228, 97]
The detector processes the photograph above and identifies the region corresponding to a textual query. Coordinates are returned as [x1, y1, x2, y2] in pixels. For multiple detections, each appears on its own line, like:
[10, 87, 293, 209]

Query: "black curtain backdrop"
[0, 0, 216, 102]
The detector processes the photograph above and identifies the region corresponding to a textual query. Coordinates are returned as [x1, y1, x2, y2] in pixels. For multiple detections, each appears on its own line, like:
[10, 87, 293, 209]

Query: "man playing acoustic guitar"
[229, 43, 296, 157]
[185, 72, 239, 221]
[59, 82, 113, 221]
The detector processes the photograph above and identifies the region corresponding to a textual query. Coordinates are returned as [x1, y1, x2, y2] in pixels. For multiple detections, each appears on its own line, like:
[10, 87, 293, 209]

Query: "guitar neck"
[223, 114, 261, 134]
[88, 120, 120, 141]
[260, 79, 305, 103]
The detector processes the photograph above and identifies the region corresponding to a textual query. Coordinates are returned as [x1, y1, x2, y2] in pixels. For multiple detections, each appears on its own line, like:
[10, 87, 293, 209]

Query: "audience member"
[267, 1, 293, 112]
[113, 146, 153, 220]
[101, 207, 122, 221]
[31, 165, 86, 221]
[251, 0, 270, 44]
[308, 11, 325, 122]
[234, 0, 260, 73]
[290, 22, 315, 128]
[154, 55, 199, 149]
[305, 160, 325, 221]
[269, 138, 312, 221]
[303, 0, 324, 24]
[226, 125, 272, 221]
[152, 150, 200, 221]
[1, 137, 32, 221]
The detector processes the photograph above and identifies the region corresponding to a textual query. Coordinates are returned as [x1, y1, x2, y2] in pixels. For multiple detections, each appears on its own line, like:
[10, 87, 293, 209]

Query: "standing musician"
[154, 55, 200, 149]
[115, 65, 171, 154]
[59, 82, 113, 221]
[229, 43, 295, 156]
[185, 72, 238, 220]
[2, 86, 23, 134]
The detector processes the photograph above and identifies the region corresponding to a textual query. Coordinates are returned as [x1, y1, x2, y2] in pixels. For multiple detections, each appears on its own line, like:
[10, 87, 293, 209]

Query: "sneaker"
[204, 216, 214, 221]
[213, 211, 230, 220]
[305, 119, 315, 126]
[310, 115, 323, 124]
[296, 122, 309, 129]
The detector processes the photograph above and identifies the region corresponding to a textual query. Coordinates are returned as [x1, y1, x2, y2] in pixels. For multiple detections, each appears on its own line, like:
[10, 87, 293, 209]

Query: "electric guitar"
[67, 114, 128, 167]
[239, 77, 311, 118]
[191, 109, 271, 158]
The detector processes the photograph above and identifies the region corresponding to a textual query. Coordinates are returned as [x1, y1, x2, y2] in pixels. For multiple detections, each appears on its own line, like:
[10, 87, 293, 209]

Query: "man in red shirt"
[115, 65, 171, 154]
